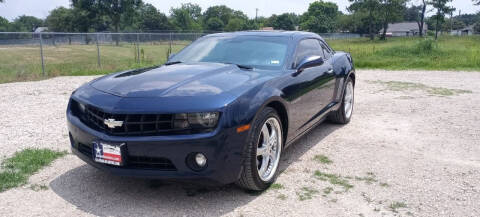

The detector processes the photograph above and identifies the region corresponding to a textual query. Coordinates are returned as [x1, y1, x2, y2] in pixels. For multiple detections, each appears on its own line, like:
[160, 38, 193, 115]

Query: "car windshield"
[169, 36, 289, 70]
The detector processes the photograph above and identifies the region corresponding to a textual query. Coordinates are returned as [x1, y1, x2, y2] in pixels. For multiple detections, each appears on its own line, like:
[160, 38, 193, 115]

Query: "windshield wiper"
[221, 62, 253, 70]
[165, 61, 182, 65]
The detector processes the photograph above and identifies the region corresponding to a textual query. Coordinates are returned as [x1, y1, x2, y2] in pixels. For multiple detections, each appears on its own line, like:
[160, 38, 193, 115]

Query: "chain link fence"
[0, 32, 365, 83]
[0, 32, 211, 83]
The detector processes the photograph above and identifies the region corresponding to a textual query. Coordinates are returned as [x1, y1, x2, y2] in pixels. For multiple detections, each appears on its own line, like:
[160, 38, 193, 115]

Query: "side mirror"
[294, 56, 324, 75]
[168, 53, 176, 61]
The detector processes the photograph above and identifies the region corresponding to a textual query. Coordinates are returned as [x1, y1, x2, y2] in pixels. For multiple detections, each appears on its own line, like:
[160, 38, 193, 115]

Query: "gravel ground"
[0, 70, 479, 217]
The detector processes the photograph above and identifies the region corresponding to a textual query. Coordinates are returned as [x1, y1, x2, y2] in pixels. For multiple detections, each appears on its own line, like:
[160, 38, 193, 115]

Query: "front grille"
[70, 99, 204, 136]
[84, 104, 174, 136]
[128, 156, 177, 171]
[77, 143, 176, 171]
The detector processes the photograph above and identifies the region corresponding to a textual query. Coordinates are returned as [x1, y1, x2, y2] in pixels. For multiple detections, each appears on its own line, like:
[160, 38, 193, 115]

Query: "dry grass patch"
[368, 80, 472, 96]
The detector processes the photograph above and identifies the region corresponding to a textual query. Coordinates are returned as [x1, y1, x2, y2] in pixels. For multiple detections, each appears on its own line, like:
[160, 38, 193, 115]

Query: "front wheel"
[236, 107, 283, 191]
[329, 77, 354, 124]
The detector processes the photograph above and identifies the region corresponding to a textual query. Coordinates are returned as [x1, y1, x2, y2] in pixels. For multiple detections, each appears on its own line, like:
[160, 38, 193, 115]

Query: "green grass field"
[327, 36, 480, 71]
[0, 42, 186, 83]
[0, 36, 479, 84]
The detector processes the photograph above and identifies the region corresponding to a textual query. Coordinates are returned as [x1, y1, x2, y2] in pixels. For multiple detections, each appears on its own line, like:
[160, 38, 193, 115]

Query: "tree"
[269, 13, 297, 30]
[418, 0, 427, 37]
[454, 14, 478, 26]
[336, 11, 378, 34]
[224, 18, 245, 31]
[243, 18, 259, 30]
[201, 5, 249, 31]
[72, 0, 142, 32]
[300, 1, 339, 33]
[206, 17, 224, 31]
[349, 0, 381, 40]
[137, 3, 169, 31]
[442, 19, 465, 31]
[170, 3, 202, 31]
[252, 16, 269, 29]
[0, 16, 10, 32]
[428, 0, 455, 40]
[75, 0, 142, 45]
[474, 22, 480, 33]
[379, 0, 407, 40]
[232, 10, 249, 20]
[10, 15, 43, 32]
[69, 0, 102, 32]
[336, 13, 352, 32]
[46, 7, 75, 32]
[404, 5, 421, 21]
[403, 2, 427, 37]
[203, 5, 233, 30]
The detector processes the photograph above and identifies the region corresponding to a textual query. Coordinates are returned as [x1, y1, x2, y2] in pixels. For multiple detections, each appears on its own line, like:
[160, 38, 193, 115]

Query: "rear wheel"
[236, 107, 282, 191]
[329, 77, 354, 124]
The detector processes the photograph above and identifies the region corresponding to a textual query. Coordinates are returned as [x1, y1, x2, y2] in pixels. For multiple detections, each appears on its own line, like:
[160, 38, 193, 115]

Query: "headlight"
[78, 102, 86, 113]
[174, 112, 220, 129]
[188, 112, 219, 128]
[69, 99, 85, 116]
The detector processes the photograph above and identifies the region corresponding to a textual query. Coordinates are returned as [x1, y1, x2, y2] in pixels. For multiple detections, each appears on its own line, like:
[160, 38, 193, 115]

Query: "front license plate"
[92, 141, 125, 166]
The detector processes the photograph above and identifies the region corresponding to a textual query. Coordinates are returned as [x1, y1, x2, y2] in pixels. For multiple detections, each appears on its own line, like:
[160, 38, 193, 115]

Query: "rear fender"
[331, 52, 355, 103]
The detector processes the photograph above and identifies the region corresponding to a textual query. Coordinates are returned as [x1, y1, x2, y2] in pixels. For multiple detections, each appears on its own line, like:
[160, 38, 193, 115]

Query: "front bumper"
[67, 111, 248, 185]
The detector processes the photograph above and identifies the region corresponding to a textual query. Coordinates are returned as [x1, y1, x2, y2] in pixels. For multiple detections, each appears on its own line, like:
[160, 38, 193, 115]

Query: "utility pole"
[255, 8, 258, 22]
[450, 11, 453, 32]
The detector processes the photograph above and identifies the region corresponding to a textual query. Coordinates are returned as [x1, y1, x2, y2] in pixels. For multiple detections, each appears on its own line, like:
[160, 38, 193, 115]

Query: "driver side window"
[294, 39, 323, 68]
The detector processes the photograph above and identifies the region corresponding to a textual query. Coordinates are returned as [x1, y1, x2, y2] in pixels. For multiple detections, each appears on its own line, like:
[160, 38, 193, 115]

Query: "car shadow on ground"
[50, 122, 343, 217]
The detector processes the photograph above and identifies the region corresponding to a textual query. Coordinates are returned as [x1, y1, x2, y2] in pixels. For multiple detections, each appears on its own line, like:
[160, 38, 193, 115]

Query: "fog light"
[195, 153, 207, 167]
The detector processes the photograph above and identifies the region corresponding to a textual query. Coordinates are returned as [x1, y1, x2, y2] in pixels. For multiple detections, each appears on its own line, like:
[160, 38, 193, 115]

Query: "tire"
[329, 77, 354, 124]
[236, 107, 283, 191]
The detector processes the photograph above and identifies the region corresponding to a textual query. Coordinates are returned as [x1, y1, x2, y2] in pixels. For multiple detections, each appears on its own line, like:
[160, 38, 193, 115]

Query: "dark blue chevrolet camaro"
[67, 31, 355, 191]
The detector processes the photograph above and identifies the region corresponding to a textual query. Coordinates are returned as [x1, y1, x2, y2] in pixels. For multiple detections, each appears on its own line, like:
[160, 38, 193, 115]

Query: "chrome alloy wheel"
[256, 117, 282, 182]
[344, 81, 354, 119]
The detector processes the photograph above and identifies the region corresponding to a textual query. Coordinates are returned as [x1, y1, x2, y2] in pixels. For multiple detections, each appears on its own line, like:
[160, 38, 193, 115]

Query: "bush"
[415, 38, 436, 53]
[379, 38, 437, 57]
[474, 23, 480, 34]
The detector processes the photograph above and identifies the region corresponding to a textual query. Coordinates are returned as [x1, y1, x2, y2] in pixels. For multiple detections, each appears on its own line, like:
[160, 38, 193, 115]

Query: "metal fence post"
[169, 32, 173, 57]
[39, 32, 46, 77]
[136, 33, 140, 64]
[96, 33, 101, 68]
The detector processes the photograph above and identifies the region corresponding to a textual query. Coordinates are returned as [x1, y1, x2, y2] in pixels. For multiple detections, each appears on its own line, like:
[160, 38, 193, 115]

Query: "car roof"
[205, 31, 322, 40]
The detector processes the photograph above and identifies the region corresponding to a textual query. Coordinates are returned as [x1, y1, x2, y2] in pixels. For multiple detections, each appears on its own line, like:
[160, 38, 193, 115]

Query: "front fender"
[223, 82, 288, 129]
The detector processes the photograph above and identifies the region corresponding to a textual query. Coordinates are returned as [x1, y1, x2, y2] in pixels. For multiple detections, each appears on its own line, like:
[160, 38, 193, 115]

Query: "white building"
[34, 27, 49, 33]
[380, 22, 428, 37]
[450, 25, 475, 36]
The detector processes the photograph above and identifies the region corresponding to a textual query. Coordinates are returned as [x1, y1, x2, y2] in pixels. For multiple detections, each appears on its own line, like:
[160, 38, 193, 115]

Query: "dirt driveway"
[0, 70, 479, 217]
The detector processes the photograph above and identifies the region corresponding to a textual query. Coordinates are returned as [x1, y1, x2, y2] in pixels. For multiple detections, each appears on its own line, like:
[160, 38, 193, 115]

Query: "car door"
[283, 38, 335, 134]
[317, 40, 337, 109]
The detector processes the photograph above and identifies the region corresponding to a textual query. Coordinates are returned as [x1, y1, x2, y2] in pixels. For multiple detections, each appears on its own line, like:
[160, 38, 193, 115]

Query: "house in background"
[450, 25, 475, 36]
[34, 27, 49, 33]
[380, 22, 428, 37]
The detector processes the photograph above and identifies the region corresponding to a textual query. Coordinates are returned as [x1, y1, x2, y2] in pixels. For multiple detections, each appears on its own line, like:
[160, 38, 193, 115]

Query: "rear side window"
[320, 41, 333, 59]
[294, 39, 323, 68]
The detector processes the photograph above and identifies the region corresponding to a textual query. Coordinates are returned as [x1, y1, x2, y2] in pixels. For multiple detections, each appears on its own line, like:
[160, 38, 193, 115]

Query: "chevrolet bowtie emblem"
[104, 118, 123, 128]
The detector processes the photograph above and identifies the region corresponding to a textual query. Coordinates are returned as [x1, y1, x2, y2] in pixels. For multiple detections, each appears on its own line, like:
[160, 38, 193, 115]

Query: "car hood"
[90, 62, 276, 98]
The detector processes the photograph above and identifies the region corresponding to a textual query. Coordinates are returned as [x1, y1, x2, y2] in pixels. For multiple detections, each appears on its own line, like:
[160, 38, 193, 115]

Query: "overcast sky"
[0, 0, 478, 21]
